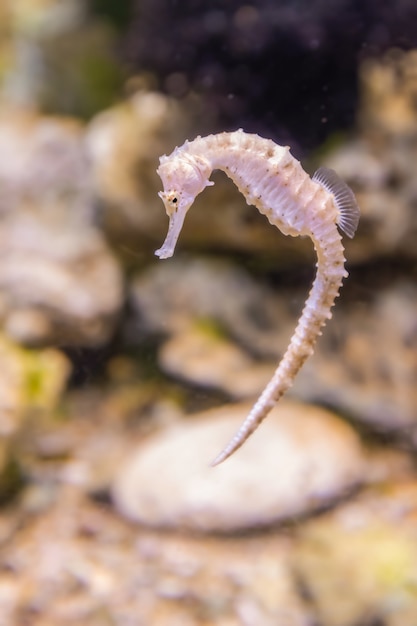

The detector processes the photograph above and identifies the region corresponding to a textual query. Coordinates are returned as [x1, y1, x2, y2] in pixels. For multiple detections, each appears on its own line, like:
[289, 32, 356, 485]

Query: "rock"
[130, 255, 297, 358]
[86, 90, 194, 261]
[323, 50, 417, 264]
[112, 400, 366, 532]
[294, 480, 417, 626]
[296, 280, 417, 437]
[0, 110, 123, 346]
[0, 333, 70, 500]
[132, 256, 417, 444]
[159, 324, 273, 398]
[0, 333, 70, 436]
[0, 109, 89, 208]
[359, 49, 417, 143]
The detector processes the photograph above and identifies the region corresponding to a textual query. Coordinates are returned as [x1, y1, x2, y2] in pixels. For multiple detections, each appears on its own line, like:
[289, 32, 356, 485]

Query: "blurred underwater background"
[0, 1, 417, 624]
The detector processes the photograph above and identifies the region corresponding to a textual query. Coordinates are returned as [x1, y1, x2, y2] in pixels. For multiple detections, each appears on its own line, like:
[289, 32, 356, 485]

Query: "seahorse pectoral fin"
[155, 207, 188, 259]
[312, 167, 360, 238]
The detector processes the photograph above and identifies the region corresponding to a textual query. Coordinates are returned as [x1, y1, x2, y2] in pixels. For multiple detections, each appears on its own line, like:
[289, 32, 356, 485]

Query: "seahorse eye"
[166, 193, 180, 212]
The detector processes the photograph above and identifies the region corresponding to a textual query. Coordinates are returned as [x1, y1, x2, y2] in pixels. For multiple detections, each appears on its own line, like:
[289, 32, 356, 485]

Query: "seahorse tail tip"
[210, 436, 243, 467]
[209, 454, 224, 468]
[210, 449, 230, 467]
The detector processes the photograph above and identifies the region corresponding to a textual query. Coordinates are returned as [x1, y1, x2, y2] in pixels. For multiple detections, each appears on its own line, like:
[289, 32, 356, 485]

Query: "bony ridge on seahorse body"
[155, 129, 360, 466]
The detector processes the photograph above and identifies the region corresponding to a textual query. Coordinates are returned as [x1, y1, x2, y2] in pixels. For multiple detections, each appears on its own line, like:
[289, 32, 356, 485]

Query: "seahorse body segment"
[155, 130, 360, 466]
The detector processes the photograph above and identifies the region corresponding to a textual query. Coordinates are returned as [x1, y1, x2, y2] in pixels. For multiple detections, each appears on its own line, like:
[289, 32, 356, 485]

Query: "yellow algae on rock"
[0, 334, 70, 436]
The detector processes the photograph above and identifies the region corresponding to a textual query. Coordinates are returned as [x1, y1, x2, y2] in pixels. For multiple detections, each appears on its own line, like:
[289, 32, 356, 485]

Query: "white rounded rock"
[112, 400, 366, 532]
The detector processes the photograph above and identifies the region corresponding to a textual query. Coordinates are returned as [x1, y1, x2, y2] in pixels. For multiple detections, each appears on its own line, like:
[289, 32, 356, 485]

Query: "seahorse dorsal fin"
[312, 167, 360, 238]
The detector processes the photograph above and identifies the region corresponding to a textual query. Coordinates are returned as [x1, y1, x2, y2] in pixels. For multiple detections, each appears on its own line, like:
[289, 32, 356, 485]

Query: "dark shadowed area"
[126, 0, 417, 152]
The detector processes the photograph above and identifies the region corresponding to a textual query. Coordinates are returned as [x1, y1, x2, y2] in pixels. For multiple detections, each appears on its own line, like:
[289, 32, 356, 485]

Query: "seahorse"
[155, 130, 359, 466]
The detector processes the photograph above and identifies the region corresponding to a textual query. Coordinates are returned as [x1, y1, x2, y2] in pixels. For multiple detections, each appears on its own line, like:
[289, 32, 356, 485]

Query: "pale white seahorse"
[155, 130, 359, 466]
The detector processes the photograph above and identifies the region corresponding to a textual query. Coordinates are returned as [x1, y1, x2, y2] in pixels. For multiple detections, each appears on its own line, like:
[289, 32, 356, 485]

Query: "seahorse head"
[155, 151, 213, 259]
